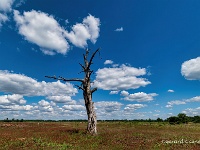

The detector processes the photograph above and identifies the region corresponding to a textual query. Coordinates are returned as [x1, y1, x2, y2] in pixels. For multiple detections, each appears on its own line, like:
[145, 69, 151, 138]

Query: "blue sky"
[0, 0, 200, 120]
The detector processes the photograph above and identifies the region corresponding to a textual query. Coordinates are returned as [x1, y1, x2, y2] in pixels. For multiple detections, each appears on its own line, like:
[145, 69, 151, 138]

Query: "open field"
[0, 121, 200, 150]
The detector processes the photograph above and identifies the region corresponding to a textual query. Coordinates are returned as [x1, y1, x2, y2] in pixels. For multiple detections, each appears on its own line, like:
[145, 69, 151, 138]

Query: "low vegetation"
[0, 121, 200, 149]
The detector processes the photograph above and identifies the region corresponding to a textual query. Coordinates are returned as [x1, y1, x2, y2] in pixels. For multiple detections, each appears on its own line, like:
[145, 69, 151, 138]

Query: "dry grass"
[0, 121, 200, 150]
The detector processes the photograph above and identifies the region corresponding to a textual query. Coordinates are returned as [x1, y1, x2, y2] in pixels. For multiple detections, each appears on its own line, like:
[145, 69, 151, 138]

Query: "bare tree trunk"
[83, 78, 97, 135]
[45, 48, 100, 135]
[85, 101, 97, 135]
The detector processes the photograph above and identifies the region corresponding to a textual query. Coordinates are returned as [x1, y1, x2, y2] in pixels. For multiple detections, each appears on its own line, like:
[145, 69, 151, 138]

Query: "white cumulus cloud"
[38, 100, 54, 112]
[63, 104, 85, 111]
[121, 90, 129, 96]
[95, 101, 123, 112]
[166, 100, 186, 108]
[93, 64, 151, 91]
[124, 104, 146, 112]
[121, 91, 158, 102]
[104, 60, 113, 65]
[166, 96, 200, 108]
[115, 27, 123, 32]
[0, 0, 14, 28]
[0, 0, 14, 12]
[181, 57, 200, 80]
[109, 91, 119, 95]
[64, 14, 100, 48]
[168, 89, 174, 93]
[0, 70, 77, 97]
[13, 10, 69, 55]
[13, 10, 100, 55]
[182, 107, 200, 116]
[0, 104, 34, 111]
[0, 94, 26, 105]
[185, 96, 200, 102]
[46, 95, 76, 104]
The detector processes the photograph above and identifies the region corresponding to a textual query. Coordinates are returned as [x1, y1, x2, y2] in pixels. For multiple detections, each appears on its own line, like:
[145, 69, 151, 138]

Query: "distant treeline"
[166, 113, 200, 124]
[1, 113, 200, 124]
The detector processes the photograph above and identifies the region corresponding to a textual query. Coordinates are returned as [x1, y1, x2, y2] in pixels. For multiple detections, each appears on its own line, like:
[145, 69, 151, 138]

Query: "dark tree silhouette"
[45, 48, 100, 135]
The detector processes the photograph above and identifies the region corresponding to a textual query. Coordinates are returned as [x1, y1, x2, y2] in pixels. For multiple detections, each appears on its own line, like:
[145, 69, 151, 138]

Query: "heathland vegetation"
[0, 120, 200, 149]
[1, 113, 200, 149]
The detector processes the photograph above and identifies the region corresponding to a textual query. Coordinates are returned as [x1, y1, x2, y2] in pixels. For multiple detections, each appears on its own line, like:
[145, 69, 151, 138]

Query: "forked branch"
[45, 75, 84, 83]
[88, 48, 100, 70]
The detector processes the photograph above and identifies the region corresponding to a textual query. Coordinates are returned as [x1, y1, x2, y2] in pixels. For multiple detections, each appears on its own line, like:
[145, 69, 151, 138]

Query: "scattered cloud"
[0, 69, 153, 120]
[95, 101, 123, 112]
[0, 70, 77, 97]
[0, 104, 35, 111]
[182, 107, 200, 116]
[0, 0, 14, 28]
[82, 14, 100, 43]
[154, 110, 160, 112]
[65, 19, 69, 24]
[0, 70, 83, 118]
[14, 10, 100, 55]
[121, 90, 129, 96]
[0, 97, 88, 119]
[124, 104, 146, 112]
[38, 100, 54, 112]
[64, 14, 100, 48]
[62, 104, 85, 111]
[0, 94, 26, 105]
[104, 60, 113, 65]
[0, 13, 8, 27]
[109, 91, 119, 95]
[115, 27, 123, 32]
[14, 0, 26, 8]
[166, 100, 186, 108]
[46, 96, 76, 104]
[2, 1, 199, 120]
[185, 96, 200, 102]
[93, 64, 151, 91]
[153, 114, 159, 117]
[13, 10, 69, 55]
[0, 93, 36, 112]
[166, 96, 200, 108]
[181, 57, 200, 80]
[168, 89, 174, 93]
[0, 0, 14, 12]
[38, 100, 50, 107]
[121, 91, 158, 102]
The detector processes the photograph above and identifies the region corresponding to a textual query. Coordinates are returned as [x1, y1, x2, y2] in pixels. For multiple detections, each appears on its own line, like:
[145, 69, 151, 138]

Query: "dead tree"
[45, 48, 100, 135]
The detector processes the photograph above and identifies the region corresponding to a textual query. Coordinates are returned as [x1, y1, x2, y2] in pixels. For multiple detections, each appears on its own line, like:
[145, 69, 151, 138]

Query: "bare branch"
[45, 75, 58, 80]
[91, 87, 97, 93]
[79, 63, 85, 70]
[83, 49, 89, 66]
[75, 85, 84, 91]
[58, 76, 84, 82]
[88, 48, 100, 69]
[88, 70, 94, 78]
[45, 75, 84, 83]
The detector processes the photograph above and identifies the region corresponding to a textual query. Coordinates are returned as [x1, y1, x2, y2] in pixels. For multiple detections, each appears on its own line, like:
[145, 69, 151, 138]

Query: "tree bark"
[86, 101, 97, 135]
[84, 88, 97, 135]
[83, 69, 97, 135]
